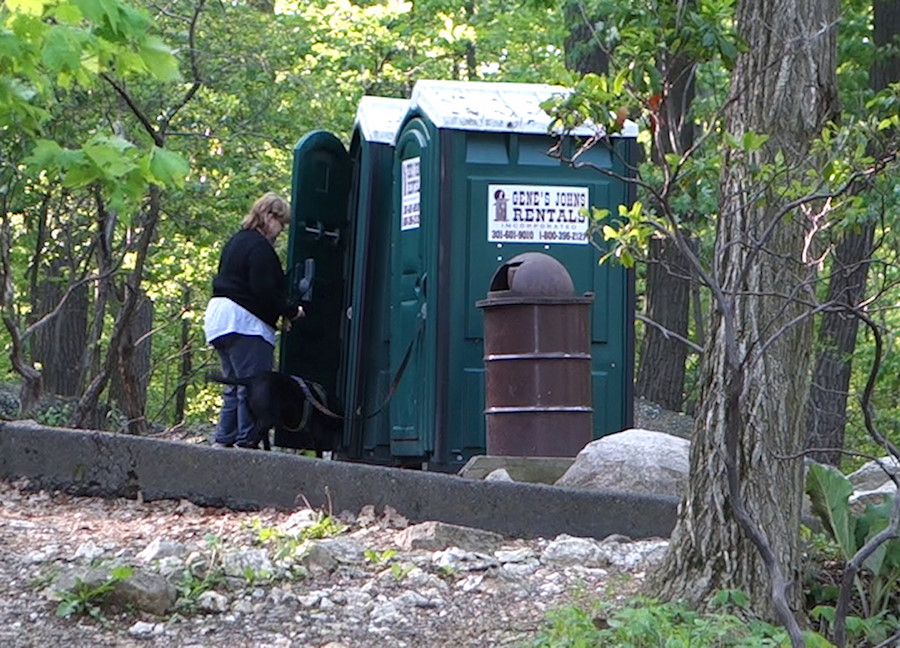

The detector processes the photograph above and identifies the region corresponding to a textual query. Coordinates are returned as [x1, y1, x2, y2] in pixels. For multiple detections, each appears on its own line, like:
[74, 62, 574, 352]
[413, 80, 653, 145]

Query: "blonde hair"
[241, 192, 290, 231]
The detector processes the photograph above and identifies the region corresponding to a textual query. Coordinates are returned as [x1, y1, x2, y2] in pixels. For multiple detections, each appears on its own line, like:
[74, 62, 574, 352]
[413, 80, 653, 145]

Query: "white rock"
[136, 538, 186, 563]
[556, 429, 689, 498]
[128, 621, 164, 637]
[74, 541, 104, 562]
[541, 534, 607, 567]
[196, 590, 229, 613]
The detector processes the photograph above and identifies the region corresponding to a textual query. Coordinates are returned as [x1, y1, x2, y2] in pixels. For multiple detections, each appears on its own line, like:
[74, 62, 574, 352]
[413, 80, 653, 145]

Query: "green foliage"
[530, 597, 835, 648]
[805, 463, 900, 644]
[251, 512, 348, 562]
[364, 548, 398, 565]
[56, 566, 133, 620]
[173, 533, 225, 612]
[390, 562, 415, 581]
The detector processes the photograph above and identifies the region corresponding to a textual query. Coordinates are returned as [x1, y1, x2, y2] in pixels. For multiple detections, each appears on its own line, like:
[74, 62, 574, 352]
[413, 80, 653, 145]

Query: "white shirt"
[203, 296, 276, 347]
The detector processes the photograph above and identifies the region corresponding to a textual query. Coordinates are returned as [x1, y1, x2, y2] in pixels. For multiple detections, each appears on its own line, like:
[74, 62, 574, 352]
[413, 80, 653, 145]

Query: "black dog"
[207, 371, 342, 454]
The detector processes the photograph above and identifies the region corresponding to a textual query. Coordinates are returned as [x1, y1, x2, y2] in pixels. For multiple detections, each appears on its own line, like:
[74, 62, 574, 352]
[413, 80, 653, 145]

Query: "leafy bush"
[805, 463, 900, 645]
[530, 597, 834, 648]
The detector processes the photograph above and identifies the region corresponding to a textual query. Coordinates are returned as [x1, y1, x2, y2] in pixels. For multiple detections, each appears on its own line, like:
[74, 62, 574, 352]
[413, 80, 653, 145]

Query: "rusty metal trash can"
[476, 252, 594, 457]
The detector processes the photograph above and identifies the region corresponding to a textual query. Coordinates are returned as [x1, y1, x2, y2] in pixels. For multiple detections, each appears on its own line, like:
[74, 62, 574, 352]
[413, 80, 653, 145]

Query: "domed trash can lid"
[478, 252, 593, 307]
[488, 252, 573, 296]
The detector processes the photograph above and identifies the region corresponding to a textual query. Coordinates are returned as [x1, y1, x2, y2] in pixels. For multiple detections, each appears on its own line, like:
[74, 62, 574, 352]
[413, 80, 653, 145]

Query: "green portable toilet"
[341, 96, 409, 462]
[279, 130, 350, 411]
[381, 80, 636, 471]
[280, 97, 409, 456]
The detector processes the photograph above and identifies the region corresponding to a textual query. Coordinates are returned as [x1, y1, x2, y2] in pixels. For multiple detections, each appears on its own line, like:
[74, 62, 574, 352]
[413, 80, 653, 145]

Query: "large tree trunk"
[805, 0, 900, 467]
[652, 0, 838, 626]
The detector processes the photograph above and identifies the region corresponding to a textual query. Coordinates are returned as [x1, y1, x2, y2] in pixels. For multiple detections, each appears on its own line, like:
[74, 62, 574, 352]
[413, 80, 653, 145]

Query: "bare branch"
[635, 313, 703, 354]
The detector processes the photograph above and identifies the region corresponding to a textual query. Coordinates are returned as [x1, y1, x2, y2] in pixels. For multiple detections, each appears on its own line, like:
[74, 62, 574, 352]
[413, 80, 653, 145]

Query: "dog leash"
[286, 307, 425, 422]
[291, 375, 344, 420]
[356, 312, 425, 420]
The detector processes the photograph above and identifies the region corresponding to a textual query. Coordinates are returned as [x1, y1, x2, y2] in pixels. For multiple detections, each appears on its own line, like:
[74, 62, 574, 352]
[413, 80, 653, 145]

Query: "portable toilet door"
[387, 116, 438, 463]
[342, 97, 410, 463]
[279, 131, 352, 432]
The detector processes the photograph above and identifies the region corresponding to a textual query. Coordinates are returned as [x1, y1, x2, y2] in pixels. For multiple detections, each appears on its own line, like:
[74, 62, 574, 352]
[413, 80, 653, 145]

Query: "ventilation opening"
[489, 261, 523, 292]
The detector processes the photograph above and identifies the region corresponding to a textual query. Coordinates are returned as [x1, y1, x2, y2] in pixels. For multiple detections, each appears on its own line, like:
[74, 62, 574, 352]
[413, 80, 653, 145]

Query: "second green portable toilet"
[340, 96, 409, 461]
[373, 80, 636, 471]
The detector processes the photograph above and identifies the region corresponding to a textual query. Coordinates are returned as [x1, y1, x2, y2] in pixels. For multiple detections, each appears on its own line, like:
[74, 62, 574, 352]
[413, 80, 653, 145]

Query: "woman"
[203, 192, 303, 448]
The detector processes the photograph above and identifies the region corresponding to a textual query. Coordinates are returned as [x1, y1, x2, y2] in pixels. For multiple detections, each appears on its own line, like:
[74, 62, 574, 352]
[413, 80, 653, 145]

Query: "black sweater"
[212, 229, 296, 328]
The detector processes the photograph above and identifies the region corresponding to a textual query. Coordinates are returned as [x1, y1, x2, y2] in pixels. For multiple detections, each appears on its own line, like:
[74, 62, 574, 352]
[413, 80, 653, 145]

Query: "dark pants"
[211, 333, 274, 447]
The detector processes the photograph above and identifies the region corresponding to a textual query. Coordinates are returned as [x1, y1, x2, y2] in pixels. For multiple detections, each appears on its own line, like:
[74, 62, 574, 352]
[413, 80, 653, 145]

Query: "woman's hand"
[281, 306, 304, 333]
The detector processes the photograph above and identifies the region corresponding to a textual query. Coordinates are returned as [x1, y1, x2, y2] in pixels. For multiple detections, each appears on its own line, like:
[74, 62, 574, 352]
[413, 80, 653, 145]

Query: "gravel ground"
[0, 477, 657, 648]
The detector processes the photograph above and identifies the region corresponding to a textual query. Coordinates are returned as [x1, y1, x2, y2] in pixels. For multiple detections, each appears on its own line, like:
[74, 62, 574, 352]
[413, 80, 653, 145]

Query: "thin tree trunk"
[71, 186, 162, 430]
[636, 237, 691, 410]
[805, 0, 899, 467]
[805, 227, 873, 466]
[174, 285, 192, 425]
[652, 0, 838, 630]
[110, 290, 153, 434]
[636, 45, 696, 412]
[34, 261, 88, 397]
[563, 1, 608, 75]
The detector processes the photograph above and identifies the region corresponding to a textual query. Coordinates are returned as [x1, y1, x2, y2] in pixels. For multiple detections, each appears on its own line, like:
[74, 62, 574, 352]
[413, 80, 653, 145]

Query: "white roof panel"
[406, 80, 603, 137]
[355, 96, 409, 144]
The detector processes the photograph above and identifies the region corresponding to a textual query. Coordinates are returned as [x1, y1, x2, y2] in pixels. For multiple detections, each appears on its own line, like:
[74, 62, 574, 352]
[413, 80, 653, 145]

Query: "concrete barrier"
[0, 420, 678, 540]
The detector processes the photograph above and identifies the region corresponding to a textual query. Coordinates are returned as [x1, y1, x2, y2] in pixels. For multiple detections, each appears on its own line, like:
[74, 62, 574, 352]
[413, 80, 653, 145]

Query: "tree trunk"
[805, 227, 873, 466]
[174, 284, 192, 425]
[636, 46, 696, 412]
[71, 185, 162, 430]
[805, 0, 899, 467]
[652, 0, 838, 625]
[563, 1, 608, 76]
[34, 261, 88, 397]
[109, 290, 153, 434]
[636, 237, 691, 410]
[563, 2, 696, 412]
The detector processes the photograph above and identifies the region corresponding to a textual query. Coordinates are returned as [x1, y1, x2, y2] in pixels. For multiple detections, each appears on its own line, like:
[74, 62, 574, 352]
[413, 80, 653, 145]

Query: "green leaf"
[24, 139, 65, 170]
[50, 2, 84, 25]
[741, 131, 769, 151]
[73, 0, 123, 35]
[806, 463, 857, 560]
[148, 147, 189, 187]
[41, 25, 85, 74]
[110, 566, 133, 580]
[6, 0, 46, 16]
[612, 68, 628, 95]
[139, 35, 180, 81]
[56, 599, 80, 618]
[591, 207, 610, 222]
[811, 605, 835, 623]
[83, 138, 138, 178]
